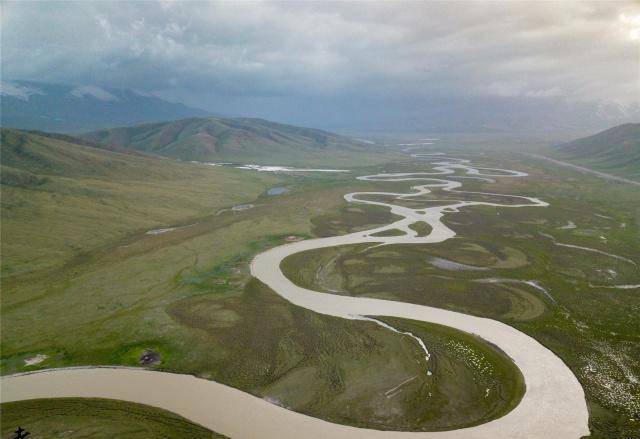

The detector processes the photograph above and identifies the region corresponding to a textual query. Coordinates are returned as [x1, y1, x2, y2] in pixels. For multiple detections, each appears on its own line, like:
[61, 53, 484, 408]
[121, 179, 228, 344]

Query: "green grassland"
[1, 129, 282, 278]
[1, 398, 225, 438]
[2, 131, 638, 436]
[282, 150, 640, 438]
[2, 130, 526, 431]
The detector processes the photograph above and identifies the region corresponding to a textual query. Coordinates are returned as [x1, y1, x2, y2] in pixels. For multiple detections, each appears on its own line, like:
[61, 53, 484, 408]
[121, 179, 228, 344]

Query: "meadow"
[1, 132, 638, 437]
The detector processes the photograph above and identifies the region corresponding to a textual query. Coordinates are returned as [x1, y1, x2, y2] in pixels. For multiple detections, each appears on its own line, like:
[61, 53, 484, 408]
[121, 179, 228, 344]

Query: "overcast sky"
[2, 1, 639, 128]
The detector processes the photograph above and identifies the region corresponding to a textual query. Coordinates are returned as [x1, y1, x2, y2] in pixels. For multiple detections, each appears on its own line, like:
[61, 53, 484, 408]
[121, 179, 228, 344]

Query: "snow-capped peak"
[70, 85, 120, 102]
[0, 81, 43, 101]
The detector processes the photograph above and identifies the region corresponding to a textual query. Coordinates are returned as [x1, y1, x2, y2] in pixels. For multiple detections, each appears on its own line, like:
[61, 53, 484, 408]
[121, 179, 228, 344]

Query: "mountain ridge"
[1, 128, 167, 188]
[81, 116, 387, 166]
[554, 123, 640, 180]
[1, 80, 213, 133]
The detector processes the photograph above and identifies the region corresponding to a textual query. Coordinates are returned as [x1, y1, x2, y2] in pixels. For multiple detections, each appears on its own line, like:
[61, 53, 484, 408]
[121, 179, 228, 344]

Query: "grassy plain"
[2, 131, 638, 436]
[1, 398, 225, 438]
[3, 130, 523, 431]
[2, 164, 513, 429]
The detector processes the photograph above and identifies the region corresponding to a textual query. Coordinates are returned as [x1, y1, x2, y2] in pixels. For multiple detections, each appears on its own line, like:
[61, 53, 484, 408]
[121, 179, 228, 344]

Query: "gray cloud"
[2, 1, 638, 128]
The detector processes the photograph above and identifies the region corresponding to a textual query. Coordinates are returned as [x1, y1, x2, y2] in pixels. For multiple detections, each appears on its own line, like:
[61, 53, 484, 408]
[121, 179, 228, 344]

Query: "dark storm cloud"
[2, 1, 638, 115]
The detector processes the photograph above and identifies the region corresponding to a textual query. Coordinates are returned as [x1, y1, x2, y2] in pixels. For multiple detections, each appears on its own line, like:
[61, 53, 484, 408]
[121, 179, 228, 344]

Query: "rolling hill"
[554, 123, 640, 180]
[1, 80, 211, 133]
[82, 117, 387, 166]
[0, 128, 278, 278]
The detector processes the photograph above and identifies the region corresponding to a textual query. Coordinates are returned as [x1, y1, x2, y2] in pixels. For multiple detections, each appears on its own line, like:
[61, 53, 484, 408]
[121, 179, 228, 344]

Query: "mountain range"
[81, 117, 384, 166]
[1, 80, 211, 133]
[3, 80, 639, 138]
[323, 96, 640, 138]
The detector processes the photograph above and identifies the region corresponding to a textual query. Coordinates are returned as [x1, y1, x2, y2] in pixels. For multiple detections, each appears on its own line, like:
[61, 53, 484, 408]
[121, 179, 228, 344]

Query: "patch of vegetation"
[311, 204, 401, 237]
[409, 221, 432, 237]
[0, 398, 225, 438]
[282, 244, 550, 321]
[178, 234, 300, 293]
[165, 279, 523, 431]
[377, 317, 525, 430]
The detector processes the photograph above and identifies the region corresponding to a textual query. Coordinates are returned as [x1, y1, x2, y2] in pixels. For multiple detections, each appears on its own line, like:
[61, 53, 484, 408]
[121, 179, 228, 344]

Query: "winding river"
[1, 152, 590, 438]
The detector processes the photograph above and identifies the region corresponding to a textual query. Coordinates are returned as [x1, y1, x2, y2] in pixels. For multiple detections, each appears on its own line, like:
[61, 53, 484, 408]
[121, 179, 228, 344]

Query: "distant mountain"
[82, 117, 382, 166]
[318, 96, 640, 138]
[555, 123, 640, 179]
[0, 80, 211, 133]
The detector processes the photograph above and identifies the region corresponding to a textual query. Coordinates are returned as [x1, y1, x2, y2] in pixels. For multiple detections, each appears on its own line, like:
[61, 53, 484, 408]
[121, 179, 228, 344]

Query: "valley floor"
[1, 140, 639, 438]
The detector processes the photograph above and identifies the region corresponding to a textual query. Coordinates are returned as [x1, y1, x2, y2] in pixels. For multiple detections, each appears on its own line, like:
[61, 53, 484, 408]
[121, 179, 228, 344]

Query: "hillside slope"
[0, 129, 279, 278]
[1, 130, 148, 183]
[1, 80, 211, 133]
[82, 117, 388, 166]
[555, 123, 640, 180]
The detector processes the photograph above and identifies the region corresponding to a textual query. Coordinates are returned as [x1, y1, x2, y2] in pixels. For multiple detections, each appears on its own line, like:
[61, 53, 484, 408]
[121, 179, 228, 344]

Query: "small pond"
[428, 256, 488, 271]
[267, 187, 289, 196]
